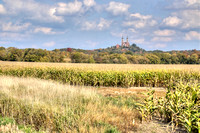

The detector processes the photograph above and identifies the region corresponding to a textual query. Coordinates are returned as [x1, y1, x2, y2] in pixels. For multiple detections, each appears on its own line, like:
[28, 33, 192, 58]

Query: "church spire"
[121, 36, 124, 46]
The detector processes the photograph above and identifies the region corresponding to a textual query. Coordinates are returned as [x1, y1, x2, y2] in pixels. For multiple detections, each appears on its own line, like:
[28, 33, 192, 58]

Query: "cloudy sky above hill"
[0, 0, 199, 51]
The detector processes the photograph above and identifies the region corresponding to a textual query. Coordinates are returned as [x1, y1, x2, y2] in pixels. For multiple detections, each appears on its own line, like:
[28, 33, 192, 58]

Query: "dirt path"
[97, 87, 166, 98]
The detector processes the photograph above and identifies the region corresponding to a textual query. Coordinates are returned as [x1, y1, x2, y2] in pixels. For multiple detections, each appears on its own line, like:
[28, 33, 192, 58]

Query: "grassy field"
[0, 61, 199, 132]
[0, 76, 141, 132]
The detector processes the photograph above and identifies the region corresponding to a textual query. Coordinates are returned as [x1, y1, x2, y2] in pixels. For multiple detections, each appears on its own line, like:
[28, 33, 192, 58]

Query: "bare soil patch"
[97, 87, 166, 98]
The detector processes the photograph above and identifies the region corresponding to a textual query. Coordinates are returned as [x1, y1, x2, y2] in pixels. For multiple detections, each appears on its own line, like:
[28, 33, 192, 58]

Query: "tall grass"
[0, 76, 140, 132]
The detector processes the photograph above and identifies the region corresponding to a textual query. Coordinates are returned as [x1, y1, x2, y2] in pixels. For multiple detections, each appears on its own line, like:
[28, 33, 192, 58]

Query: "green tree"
[137, 56, 149, 64]
[24, 54, 39, 62]
[171, 54, 179, 64]
[50, 50, 64, 62]
[188, 54, 198, 64]
[88, 55, 95, 63]
[0, 49, 6, 61]
[146, 54, 160, 64]
[160, 53, 172, 64]
[177, 53, 188, 64]
[0, 47, 6, 50]
[6, 47, 24, 61]
[118, 54, 129, 64]
[71, 52, 89, 63]
[40, 56, 50, 62]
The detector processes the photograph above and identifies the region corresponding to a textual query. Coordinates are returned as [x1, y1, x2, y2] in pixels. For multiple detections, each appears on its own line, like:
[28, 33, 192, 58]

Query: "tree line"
[0, 46, 200, 64]
[0, 47, 64, 62]
[70, 51, 200, 64]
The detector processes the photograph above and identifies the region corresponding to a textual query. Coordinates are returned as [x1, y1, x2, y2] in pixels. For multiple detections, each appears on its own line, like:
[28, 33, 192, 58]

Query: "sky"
[0, 0, 199, 51]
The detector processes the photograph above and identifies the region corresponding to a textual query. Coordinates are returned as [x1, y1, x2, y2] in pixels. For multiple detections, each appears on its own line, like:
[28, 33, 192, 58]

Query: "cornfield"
[0, 65, 199, 88]
[1, 61, 200, 72]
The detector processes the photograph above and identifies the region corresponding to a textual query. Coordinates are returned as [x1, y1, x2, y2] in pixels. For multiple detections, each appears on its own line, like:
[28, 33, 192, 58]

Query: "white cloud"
[0, 4, 6, 14]
[153, 44, 167, 48]
[82, 18, 111, 31]
[43, 41, 55, 47]
[123, 13, 157, 28]
[49, 8, 64, 23]
[123, 21, 144, 28]
[2, 0, 42, 15]
[110, 32, 121, 38]
[97, 18, 112, 30]
[169, 0, 200, 9]
[152, 37, 172, 42]
[162, 10, 200, 30]
[83, 0, 96, 7]
[130, 13, 152, 20]
[128, 28, 136, 33]
[147, 44, 167, 49]
[154, 30, 176, 36]
[0, 32, 28, 41]
[81, 21, 96, 31]
[162, 16, 182, 27]
[185, 0, 200, 5]
[133, 38, 145, 44]
[2, 22, 30, 32]
[178, 10, 200, 29]
[2, 0, 64, 23]
[55, 1, 82, 15]
[185, 31, 200, 40]
[162, 0, 200, 32]
[34, 27, 55, 34]
[106, 1, 130, 15]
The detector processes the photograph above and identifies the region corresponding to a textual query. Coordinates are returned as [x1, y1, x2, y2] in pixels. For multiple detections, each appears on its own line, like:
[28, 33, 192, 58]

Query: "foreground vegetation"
[0, 116, 38, 132]
[0, 76, 141, 132]
[0, 62, 199, 132]
[138, 82, 200, 133]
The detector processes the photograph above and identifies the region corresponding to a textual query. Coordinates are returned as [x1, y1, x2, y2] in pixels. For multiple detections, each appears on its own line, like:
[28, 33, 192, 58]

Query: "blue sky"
[0, 0, 199, 51]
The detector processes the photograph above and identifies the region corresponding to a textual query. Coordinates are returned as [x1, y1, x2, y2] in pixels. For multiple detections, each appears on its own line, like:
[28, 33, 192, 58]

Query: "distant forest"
[0, 44, 200, 64]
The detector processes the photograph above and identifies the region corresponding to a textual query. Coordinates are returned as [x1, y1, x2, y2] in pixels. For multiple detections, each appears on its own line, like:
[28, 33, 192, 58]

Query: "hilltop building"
[115, 36, 130, 48]
[116, 44, 120, 49]
[121, 36, 130, 47]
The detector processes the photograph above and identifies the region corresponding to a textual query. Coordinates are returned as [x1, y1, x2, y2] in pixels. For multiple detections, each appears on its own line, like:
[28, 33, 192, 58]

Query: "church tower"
[121, 36, 124, 46]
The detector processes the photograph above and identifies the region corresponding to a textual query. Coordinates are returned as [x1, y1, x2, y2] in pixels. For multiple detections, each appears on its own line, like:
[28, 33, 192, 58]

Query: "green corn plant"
[137, 90, 158, 121]
[0, 66, 199, 88]
[137, 81, 200, 132]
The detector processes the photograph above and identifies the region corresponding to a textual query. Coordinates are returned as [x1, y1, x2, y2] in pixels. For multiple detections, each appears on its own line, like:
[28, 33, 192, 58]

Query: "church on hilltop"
[121, 36, 130, 47]
[116, 36, 130, 48]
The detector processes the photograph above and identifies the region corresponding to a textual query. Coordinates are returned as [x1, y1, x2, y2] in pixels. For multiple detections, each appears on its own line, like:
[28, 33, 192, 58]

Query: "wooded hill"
[59, 44, 145, 54]
[0, 44, 200, 64]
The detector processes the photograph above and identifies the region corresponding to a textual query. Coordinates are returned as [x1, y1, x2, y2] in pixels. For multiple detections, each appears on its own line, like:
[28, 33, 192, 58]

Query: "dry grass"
[0, 123, 24, 133]
[0, 76, 141, 132]
[1, 61, 199, 72]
